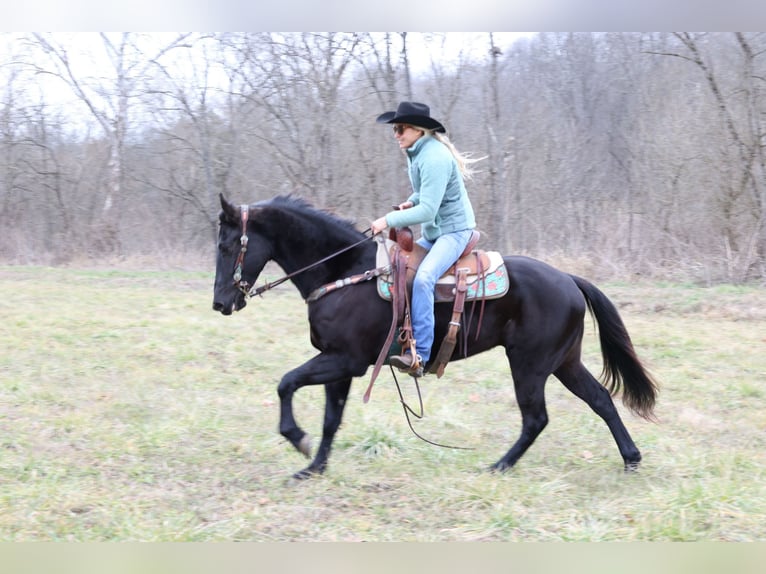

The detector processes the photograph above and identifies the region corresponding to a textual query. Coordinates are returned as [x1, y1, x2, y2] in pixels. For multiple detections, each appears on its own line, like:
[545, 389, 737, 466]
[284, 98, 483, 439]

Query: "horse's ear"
[220, 194, 239, 222]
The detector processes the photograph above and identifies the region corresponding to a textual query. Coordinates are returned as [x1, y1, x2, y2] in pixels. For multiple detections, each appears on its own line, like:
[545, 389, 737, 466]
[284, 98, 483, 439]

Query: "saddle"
[375, 232, 508, 304]
[363, 227, 509, 402]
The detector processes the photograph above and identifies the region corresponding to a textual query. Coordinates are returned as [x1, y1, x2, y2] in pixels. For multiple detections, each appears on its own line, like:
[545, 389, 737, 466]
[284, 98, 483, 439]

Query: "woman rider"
[371, 101, 479, 377]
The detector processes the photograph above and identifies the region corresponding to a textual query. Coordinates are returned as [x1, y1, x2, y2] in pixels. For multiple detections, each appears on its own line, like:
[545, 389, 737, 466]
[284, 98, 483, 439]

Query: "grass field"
[1, 265, 765, 541]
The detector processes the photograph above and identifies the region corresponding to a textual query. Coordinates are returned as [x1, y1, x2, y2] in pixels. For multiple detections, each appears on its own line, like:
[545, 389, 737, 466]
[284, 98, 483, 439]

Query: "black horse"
[213, 194, 658, 479]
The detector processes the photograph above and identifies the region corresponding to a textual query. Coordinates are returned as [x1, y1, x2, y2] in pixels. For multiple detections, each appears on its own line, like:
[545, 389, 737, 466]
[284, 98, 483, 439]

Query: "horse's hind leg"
[491, 368, 550, 472]
[554, 361, 642, 470]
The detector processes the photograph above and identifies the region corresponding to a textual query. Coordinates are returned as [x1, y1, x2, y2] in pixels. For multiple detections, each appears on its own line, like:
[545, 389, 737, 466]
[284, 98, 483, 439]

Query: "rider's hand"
[371, 216, 388, 235]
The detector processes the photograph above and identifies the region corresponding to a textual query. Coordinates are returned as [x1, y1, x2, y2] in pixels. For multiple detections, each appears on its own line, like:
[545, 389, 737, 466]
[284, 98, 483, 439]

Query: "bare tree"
[131, 34, 236, 244]
[648, 32, 766, 280]
[3, 32, 766, 281]
[28, 32, 192, 253]
[220, 33, 363, 207]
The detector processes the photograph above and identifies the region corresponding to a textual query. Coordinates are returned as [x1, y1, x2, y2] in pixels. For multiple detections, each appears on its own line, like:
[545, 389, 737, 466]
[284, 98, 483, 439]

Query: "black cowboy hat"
[376, 101, 446, 133]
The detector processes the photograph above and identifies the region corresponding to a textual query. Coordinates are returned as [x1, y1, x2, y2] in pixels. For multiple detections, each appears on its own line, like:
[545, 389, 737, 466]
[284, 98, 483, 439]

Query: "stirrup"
[390, 353, 423, 377]
[409, 365, 425, 378]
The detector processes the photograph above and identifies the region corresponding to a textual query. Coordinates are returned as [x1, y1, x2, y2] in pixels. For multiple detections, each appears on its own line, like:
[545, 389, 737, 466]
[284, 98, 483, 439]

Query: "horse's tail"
[570, 275, 659, 420]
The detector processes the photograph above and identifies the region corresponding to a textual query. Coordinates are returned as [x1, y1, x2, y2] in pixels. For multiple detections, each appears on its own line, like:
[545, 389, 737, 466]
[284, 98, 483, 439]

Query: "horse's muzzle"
[212, 301, 231, 315]
[212, 298, 246, 315]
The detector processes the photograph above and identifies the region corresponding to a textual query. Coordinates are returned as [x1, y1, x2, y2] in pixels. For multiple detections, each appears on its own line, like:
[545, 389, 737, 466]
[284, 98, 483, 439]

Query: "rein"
[233, 204, 374, 299]
[390, 366, 473, 451]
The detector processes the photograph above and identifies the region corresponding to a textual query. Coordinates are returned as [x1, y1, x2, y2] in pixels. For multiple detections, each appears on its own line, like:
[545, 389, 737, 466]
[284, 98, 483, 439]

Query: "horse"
[212, 194, 658, 479]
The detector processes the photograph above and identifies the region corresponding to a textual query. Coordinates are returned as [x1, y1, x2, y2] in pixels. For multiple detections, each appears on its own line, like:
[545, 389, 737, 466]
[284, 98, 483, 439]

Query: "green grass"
[1, 266, 765, 541]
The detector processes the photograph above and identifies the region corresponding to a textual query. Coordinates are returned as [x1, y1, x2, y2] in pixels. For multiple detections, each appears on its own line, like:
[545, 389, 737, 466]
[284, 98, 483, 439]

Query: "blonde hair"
[410, 125, 484, 180]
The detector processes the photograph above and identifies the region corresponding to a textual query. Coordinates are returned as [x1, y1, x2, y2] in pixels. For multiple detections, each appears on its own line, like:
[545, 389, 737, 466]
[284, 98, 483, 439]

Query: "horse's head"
[212, 194, 272, 315]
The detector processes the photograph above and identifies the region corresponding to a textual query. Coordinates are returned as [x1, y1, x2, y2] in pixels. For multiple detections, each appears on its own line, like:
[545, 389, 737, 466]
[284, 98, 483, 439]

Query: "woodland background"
[1, 32, 765, 283]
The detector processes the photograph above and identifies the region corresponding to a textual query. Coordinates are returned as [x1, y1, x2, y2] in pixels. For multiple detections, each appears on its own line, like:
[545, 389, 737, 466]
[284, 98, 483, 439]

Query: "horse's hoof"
[624, 461, 641, 472]
[291, 468, 315, 481]
[290, 465, 325, 482]
[298, 434, 312, 458]
[489, 461, 512, 473]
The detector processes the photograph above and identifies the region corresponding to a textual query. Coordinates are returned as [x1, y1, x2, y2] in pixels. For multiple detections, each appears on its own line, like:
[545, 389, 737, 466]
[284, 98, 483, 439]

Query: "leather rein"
[232, 204, 374, 299]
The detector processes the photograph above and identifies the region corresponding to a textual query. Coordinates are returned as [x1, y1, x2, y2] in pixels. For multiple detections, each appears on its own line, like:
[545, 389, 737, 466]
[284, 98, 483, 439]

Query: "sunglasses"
[392, 124, 410, 135]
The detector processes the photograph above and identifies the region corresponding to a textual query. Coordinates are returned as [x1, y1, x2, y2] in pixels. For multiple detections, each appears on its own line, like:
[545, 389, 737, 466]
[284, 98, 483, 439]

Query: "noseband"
[231, 204, 374, 299]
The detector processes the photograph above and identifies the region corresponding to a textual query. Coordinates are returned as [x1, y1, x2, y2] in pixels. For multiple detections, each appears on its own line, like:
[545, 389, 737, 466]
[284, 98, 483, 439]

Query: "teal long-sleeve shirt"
[384, 135, 476, 242]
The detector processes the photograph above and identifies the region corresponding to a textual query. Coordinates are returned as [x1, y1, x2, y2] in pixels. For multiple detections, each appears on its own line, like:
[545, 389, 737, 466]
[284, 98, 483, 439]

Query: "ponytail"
[432, 132, 484, 180]
[409, 125, 484, 180]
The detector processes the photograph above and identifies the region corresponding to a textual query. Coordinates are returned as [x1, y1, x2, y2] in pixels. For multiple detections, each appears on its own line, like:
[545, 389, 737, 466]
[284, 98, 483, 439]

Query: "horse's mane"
[259, 195, 365, 244]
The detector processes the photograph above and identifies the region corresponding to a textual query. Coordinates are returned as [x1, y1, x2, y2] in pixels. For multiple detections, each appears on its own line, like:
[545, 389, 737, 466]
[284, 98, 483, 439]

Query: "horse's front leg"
[292, 377, 352, 479]
[276, 353, 359, 479]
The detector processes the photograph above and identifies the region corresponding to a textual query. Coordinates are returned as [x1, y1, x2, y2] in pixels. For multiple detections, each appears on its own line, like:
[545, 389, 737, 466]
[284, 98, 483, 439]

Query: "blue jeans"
[411, 229, 474, 364]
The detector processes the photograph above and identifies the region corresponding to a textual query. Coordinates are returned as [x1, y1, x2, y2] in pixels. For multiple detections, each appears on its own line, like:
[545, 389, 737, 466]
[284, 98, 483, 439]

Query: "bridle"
[231, 205, 251, 294]
[231, 204, 374, 299]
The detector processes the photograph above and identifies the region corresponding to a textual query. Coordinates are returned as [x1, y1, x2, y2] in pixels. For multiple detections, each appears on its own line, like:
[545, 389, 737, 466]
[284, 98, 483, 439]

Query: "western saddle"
[363, 226, 489, 402]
